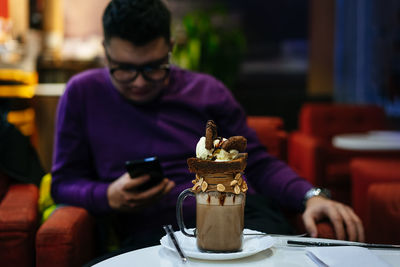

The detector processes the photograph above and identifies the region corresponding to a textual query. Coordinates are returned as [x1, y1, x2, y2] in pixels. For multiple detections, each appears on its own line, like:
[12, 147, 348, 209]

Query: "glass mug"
[176, 188, 245, 252]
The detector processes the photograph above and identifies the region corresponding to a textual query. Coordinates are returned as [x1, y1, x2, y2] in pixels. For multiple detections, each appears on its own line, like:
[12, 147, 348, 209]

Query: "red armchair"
[288, 103, 399, 204]
[350, 158, 400, 243]
[0, 173, 39, 267]
[366, 183, 400, 244]
[247, 116, 334, 237]
[36, 116, 334, 267]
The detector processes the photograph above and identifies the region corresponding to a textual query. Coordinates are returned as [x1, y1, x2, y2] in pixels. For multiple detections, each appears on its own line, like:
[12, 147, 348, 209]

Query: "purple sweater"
[52, 66, 312, 230]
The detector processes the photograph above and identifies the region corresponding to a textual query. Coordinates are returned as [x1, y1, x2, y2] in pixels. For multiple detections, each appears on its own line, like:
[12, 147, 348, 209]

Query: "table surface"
[93, 237, 400, 267]
[332, 131, 400, 151]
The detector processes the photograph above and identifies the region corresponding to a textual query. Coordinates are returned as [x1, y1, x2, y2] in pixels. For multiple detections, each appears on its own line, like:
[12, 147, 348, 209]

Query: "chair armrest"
[351, 158, 400, 223]
[36, 206, 95, 267]
[288, 132, 325, 185]
[0, 184, 39, 231]
[0, 184, 39, 267]
[366, 183, 400, 243]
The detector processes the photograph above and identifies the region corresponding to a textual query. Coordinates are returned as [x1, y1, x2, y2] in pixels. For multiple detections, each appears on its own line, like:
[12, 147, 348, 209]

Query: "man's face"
[104, 37, 171, 104]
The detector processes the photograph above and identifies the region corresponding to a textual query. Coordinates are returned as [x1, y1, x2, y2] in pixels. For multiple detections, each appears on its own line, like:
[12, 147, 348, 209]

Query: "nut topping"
[217, 184, 225, 192]
[201, 181, 208, 192]
[192, 183, 200, 191]
[234, 173, 242, 180]
[241, 182, 248, 192]
[234, 185, 241, 194]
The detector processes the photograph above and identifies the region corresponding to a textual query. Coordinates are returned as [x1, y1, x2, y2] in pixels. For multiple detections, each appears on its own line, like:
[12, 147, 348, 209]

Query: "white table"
[332, 131, 400, 151]
[93, 237, 400, 267]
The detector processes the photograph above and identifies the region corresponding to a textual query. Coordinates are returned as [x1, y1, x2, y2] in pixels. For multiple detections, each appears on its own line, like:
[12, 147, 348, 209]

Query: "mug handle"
[176, 188, 196, 237]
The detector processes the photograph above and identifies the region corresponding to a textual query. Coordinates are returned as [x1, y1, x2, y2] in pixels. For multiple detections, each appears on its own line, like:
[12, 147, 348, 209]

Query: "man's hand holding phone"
[107, 157, 175, 212]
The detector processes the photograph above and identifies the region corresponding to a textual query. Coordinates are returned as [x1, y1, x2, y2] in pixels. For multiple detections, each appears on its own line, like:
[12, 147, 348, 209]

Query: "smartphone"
[125, 156, 164, 191]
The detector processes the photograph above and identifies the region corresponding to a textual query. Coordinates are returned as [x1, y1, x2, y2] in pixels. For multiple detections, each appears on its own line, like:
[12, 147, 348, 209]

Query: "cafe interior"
[1, 0, 400, 266]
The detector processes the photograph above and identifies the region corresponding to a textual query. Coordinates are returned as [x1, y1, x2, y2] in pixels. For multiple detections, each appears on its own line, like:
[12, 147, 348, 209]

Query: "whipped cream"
[196, 137, 212, 159]
[195, 136, 239, 161]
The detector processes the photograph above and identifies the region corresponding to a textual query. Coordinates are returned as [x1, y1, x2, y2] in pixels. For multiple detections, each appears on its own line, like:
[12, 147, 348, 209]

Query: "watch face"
[305, 188, 331, 202]
[313, 188, 331, 198]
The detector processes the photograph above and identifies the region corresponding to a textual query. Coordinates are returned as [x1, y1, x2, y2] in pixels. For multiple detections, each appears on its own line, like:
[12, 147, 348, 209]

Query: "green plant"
[172, 7, 246, 89]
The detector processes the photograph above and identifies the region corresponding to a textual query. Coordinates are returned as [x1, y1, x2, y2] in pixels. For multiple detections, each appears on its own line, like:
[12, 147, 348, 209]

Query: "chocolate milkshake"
[186, 120, 248, 252]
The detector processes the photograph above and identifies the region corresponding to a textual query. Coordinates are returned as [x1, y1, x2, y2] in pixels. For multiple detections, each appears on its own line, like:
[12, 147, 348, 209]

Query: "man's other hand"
[302, 196, 365, 242]
[107, 172, 175, 212]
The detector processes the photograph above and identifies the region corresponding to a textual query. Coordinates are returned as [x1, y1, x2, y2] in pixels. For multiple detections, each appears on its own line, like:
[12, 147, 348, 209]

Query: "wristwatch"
[303, 187, 331, 208]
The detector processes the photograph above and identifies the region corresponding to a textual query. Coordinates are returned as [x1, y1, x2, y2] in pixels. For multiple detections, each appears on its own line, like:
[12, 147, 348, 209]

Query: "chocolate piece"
[221, 136, 247, 152]
[205, 120, 217, 150]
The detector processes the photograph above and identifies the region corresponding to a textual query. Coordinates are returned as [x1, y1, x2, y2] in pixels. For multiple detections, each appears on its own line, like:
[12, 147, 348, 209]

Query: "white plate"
[160, 228, 274, 260]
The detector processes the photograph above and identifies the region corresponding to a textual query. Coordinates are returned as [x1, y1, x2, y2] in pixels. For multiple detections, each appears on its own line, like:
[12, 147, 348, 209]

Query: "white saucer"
[160, 228, 274, 260]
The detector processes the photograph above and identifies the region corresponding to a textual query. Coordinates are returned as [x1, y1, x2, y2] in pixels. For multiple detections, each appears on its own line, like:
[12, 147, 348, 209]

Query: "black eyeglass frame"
[105, 51, 171, 83]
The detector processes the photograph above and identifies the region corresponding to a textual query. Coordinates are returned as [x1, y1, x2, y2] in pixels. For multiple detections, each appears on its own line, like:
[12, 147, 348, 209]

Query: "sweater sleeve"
[211, 81, 312, 211]
[51, 78, 112, 214]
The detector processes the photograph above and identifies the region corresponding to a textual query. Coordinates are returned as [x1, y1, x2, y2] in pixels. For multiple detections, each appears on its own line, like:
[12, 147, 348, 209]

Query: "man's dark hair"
[102, 0, 171, 46]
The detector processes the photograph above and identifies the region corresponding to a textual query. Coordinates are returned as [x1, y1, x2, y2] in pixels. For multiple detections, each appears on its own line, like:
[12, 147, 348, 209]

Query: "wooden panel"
[308, 0, 335, 97]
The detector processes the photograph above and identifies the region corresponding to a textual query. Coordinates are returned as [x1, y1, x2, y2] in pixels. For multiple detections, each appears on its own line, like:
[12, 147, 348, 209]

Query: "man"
[52, 0, 364, 255]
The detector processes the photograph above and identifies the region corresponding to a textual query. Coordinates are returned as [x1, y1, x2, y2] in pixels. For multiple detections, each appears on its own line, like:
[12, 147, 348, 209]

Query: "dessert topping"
[217, 184, 225, 192]
[201, 181, 208, 192]
[205, 120, 217, 150]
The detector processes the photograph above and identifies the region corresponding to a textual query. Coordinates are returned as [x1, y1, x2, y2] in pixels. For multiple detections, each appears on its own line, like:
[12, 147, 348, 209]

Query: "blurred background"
[1, 0, 400, 171]
[2, 3, 400, 260]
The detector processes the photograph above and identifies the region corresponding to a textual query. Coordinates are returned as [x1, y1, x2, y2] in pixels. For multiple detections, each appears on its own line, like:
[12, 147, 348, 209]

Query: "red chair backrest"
[299, 103, 387, 139]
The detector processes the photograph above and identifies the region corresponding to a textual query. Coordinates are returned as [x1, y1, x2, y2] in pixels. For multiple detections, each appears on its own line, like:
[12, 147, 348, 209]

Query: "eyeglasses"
[105, 51, 171, 83]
